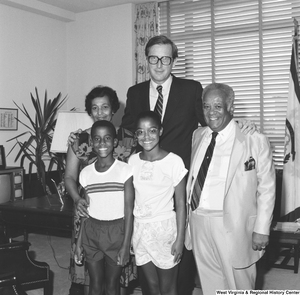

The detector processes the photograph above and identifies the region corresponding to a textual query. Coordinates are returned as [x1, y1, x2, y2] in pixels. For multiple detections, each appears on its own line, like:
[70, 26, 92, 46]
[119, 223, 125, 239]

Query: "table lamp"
[50, 111, 94, 153]
[50, 111, 93, 200]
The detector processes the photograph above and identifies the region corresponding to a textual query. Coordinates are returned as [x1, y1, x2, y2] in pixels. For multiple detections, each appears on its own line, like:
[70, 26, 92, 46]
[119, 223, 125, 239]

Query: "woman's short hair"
[85, 85, 120, 116]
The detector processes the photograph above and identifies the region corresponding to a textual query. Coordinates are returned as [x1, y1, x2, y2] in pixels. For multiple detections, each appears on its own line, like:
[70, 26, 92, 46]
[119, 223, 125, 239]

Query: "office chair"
[0, 272, 28, 295]
[0, 241, 51, 295]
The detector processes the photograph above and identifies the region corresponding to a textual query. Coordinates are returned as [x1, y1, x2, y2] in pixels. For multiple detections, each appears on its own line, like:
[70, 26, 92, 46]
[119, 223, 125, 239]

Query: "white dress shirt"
[192, 119, 236, 210]
[149, 75, 172, 120]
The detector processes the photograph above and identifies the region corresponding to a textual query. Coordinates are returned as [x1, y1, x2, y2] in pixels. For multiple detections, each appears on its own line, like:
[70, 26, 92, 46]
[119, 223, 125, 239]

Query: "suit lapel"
[141, 80, 151, 111]
[187, 128, 208, 202]
[162, 76, 179, 124]
[225, 124, 245, 195]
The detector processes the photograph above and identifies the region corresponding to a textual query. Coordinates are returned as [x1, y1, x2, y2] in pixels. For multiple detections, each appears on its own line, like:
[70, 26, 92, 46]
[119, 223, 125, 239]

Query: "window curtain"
[134, 2, 158, 84]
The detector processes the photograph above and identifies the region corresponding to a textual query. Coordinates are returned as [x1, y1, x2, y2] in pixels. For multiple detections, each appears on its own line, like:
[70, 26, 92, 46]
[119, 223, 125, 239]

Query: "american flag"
[281, 18, 300, 220]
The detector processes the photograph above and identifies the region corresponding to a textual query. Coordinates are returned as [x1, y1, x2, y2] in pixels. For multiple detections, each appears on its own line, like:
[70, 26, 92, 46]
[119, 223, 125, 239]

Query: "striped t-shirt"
[79, 159, 133, 220]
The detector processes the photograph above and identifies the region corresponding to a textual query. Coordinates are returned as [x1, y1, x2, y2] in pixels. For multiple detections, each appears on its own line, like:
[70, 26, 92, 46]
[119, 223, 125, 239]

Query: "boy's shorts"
[82, 217, 124, 266]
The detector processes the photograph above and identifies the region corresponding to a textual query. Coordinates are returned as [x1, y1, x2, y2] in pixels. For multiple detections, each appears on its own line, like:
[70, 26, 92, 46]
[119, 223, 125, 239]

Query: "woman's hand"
[68, 129, 82, 146]
[76, 198, 89, 218]
[74, 245, 84, 266]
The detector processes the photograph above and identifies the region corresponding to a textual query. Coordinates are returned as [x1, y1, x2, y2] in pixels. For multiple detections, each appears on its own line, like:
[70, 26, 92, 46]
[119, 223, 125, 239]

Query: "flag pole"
[293, 17, 298, 36]
[293, 18, 299, 73]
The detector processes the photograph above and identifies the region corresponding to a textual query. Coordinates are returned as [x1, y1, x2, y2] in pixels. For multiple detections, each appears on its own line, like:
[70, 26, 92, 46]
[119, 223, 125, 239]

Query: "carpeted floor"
[16, 233, 71, 295]
[19, 233, 300, 295]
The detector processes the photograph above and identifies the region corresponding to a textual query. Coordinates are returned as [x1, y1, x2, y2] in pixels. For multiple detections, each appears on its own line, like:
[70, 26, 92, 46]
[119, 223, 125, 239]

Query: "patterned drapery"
[134, 2, 158, 84]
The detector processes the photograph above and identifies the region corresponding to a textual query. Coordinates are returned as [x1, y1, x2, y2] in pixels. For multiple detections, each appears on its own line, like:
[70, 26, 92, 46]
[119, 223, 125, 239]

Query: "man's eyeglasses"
[147, 56, 173, 66]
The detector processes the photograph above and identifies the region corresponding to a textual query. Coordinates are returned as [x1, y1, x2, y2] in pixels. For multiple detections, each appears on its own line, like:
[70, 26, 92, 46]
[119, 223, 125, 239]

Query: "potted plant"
[7, 88, 67, 196]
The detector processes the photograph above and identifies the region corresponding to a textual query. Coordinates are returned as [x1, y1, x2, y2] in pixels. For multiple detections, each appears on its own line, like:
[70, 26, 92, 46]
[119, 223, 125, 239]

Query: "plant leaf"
[6, 88, 68, 195]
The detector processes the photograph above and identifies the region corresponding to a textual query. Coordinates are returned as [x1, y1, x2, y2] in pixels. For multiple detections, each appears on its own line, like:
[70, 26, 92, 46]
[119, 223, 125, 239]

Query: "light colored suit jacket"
[185, 122, 276, 268]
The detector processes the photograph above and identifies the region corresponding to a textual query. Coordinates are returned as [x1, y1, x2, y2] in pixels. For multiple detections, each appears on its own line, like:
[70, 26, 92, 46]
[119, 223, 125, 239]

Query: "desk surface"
[0, 195, 74, 238]
[0, 195, 73, 215]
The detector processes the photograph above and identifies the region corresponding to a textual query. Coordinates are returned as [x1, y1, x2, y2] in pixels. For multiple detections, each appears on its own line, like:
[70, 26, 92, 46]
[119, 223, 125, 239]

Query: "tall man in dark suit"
[122, 35, 206, 170]
[121, 35, 202, 295]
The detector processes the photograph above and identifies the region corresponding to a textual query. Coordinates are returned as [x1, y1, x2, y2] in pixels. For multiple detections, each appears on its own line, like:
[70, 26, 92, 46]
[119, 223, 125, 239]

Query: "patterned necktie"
[154, 85, 163, 117]
[191, 131, 219, 211]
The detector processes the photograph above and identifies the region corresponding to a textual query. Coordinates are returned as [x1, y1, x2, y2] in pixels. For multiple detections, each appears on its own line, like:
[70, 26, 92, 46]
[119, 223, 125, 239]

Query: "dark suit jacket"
[121, 75, 205, 168]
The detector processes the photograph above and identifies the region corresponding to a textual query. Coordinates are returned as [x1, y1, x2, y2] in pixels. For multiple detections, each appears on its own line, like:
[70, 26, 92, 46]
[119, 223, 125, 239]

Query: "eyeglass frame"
[135, 127, 160, 139]
[147, 55, 173, 66]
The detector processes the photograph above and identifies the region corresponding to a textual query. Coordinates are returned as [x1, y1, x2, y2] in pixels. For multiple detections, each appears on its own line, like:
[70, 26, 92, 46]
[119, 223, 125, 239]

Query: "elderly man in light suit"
[185, 83, 276, 294]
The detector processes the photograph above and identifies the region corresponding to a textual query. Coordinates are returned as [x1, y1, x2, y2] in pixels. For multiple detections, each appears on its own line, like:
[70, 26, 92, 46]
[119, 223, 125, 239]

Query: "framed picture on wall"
[0, 145, 6, 169]
[0, 108, 18, 131]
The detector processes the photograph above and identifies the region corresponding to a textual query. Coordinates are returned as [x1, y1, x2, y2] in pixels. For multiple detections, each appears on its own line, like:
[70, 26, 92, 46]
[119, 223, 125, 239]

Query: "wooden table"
[0, 194, 74, 241]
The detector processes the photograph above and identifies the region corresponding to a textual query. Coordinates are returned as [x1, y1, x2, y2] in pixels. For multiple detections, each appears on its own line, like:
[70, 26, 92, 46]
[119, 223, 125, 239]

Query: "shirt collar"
[206, 119, 235, 141]
[150, 75, 173, 92]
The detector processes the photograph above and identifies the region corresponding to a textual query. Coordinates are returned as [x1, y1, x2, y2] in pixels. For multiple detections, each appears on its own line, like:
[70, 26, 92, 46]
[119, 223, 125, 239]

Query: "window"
[159, 0, 300, 169]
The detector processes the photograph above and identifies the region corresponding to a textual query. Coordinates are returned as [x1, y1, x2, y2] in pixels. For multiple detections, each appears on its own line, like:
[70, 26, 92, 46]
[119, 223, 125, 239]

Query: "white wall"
[66, 4, 135, 127]
[0, 4, 67, 170]
[0, 3, 135, 170]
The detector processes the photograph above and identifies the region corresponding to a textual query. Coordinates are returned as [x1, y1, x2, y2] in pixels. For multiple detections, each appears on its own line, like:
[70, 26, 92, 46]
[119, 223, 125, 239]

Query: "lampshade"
[50, 111, 94, 153]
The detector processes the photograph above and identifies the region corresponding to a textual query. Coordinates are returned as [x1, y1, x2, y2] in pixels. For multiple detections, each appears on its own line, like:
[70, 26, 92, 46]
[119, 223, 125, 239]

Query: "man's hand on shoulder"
[237, 119, 261, 135]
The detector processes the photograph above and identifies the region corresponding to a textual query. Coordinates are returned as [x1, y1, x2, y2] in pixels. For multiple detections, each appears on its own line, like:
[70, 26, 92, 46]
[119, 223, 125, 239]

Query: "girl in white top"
[128, 111, 187, 295]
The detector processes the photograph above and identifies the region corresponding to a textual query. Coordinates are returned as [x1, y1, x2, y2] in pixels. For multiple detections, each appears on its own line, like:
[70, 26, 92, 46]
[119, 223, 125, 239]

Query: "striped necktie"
[154, 85, 163, 117]
[191, 132, 218, 211]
